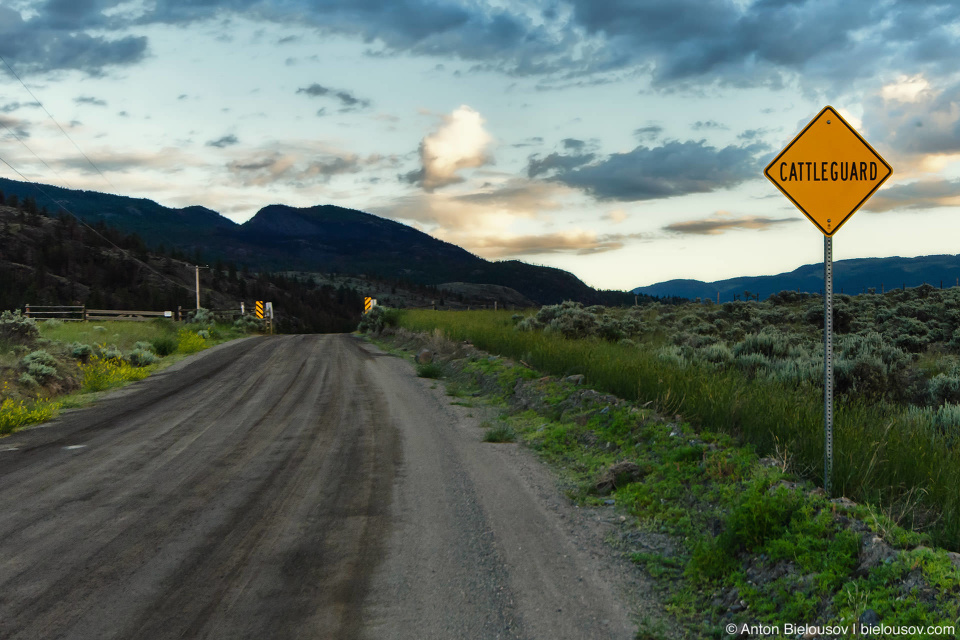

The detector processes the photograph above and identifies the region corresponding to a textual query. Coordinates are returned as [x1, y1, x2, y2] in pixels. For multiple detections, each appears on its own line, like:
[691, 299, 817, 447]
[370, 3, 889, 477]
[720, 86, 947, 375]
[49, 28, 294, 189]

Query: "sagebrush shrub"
[127, 348, 157, 367]
[70, 342, 93, 361]
[0, 310, 39, 344]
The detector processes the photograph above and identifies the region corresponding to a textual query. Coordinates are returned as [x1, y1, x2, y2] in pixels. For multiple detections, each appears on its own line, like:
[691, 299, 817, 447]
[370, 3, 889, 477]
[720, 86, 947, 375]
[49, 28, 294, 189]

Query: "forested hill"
[0, 196, 364, 333]
[0, 177, 640, 306]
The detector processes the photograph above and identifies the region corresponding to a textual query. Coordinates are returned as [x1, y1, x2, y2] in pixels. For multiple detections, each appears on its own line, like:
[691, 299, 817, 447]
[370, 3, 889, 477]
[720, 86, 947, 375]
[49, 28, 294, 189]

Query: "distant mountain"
[634, 255, 960, 301]
[0, 178, 635, 306]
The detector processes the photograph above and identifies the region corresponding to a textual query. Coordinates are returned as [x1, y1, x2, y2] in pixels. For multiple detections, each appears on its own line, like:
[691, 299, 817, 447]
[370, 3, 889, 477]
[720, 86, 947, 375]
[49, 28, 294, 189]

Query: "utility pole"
[191, 265, 209, 309]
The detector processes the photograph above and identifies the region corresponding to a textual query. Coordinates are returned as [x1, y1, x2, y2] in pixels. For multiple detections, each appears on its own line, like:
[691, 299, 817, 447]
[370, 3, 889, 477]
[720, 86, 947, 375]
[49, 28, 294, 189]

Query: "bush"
[197, 329, 210, 339]
[43, 319, 63, 328]
[18, 373, 38, 387]
[80, 355, 150, 392]
[0, 397, 61, 434]
[0, 310, 39, 344]
[20, 350, 58, 383]
[177, 329, 207, 354]
[151, 335, 178, 357]
[70, 342, 93, 361]
[133, 341, 155, 352]
[234, 315, 263, 333]
[189, 307, 215, 325]
[127, 348, 157, 367]
[98, 344, 123, 361]
[357, 306, 400, 334]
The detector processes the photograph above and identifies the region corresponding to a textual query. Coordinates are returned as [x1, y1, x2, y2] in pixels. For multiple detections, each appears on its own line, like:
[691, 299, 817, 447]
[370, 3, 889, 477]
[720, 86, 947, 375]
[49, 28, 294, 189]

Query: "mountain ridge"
[634, 254, 960, 301]
[0, 177, 636, 306]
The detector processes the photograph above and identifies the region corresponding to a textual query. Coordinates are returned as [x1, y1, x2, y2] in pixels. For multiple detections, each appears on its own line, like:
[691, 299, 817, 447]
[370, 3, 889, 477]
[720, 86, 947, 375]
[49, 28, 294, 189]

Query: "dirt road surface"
[0, 335, 640, 639]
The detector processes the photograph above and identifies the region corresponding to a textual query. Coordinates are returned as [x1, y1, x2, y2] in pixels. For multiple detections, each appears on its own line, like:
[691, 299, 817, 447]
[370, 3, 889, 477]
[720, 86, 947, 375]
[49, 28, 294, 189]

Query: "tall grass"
[400, 309, 960, 549]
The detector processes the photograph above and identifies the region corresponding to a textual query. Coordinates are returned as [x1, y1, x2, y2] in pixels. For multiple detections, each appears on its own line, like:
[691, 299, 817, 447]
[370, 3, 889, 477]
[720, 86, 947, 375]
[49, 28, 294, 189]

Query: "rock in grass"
[594, 461, 645, 495]
[415, 349, 433, 364]
[564, 374, 585, 385]
[855, 535, 897, 577]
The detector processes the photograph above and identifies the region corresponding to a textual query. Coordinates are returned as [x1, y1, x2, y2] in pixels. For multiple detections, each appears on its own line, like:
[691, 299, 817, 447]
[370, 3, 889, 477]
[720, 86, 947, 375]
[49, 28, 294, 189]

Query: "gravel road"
[0, 335, 639, 639]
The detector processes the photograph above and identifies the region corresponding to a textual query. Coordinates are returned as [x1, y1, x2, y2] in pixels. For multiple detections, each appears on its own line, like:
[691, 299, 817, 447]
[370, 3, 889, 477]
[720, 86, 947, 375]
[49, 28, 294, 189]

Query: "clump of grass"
[416, 362, 443, 378]
[483, 423, 516, 442]
[0, 397, 61, 434]
[79, 354, 150, 392]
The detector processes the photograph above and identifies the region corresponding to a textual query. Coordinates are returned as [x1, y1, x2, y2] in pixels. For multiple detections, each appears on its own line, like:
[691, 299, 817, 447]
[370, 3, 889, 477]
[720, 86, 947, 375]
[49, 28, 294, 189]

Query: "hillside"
[0, 201, 366, 332]
[634, 254, 960, 301]
[0, 178, 637, 306]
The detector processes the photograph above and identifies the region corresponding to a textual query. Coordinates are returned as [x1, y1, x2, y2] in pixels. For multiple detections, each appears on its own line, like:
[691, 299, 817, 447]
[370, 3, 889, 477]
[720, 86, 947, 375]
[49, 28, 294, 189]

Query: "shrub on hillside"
[69, 342, 93, 362]
[20, 349, 59, 383]
[0, 310, 39, 344]
[151, 335, 177, 357]
[127, 348, 157, 367]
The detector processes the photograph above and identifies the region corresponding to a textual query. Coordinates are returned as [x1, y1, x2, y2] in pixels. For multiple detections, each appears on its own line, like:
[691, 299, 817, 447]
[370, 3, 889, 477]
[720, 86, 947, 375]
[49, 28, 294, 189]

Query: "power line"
[0, 53, 119, 193]
[0, 153, 198, 297]
[0, 119, 77, 191]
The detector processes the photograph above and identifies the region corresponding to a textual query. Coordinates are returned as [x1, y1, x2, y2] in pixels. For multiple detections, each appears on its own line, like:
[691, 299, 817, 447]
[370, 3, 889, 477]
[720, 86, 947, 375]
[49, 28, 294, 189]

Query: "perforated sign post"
[764, 106, 892, 497]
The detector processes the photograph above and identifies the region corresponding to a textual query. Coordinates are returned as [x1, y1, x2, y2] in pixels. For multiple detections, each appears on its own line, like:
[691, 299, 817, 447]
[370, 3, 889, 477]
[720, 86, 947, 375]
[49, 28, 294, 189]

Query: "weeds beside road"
[0, 310, 260, 435]
[376, 328, 960, 638]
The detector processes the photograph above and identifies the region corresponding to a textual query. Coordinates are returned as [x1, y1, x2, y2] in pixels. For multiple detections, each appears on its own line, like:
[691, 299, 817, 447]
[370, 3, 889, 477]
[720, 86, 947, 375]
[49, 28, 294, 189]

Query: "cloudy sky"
[2, 0, 960, 291]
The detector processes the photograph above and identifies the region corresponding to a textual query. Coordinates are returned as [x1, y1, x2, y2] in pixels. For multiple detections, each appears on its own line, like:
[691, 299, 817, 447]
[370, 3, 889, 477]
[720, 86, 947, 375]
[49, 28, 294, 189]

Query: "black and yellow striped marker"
[255, 301, 264, 319]
[364, 297, 372, 314]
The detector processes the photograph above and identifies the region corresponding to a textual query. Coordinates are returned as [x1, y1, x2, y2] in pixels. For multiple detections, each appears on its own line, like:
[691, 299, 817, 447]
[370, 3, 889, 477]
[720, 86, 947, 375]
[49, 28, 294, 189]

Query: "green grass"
[416, 362, 443, 378]
[417, 340, 960, 638]
[399, 309, 960, 550]
[482, 423, 516, 442]
[38, 319, 179, 350]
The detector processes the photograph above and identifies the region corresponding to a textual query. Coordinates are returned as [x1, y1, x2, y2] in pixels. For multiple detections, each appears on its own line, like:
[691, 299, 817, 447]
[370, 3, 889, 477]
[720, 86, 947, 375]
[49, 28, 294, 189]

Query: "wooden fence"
[24, 305, 176, 322]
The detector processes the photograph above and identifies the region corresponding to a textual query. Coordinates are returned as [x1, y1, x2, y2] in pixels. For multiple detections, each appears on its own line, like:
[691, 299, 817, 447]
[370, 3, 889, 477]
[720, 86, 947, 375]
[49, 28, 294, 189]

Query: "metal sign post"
[764, 105, 892, 498]
[823, 236, 834, 497]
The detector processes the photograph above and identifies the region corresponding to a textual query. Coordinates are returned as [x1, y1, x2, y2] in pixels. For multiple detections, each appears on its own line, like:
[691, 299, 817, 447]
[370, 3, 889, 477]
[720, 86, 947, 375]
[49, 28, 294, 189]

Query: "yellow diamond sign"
[764, 106, 892, 236]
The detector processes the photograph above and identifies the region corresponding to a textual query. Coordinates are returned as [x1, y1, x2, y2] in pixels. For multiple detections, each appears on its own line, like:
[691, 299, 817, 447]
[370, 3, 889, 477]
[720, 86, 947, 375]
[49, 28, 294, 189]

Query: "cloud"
[228, 152, 364, 186]
[0, 101, 36, 113]
[527, 150, 595, 178]
[386, 178, 561, 230]
[562, 138, 586, 150]
[74, 95, 107, 106]
[296, 83, 371, 111]
[402, 105, 492, 191]
[664, 212, 798, 235]
[206, 134, 239, 148]
[633, 125, 663, 142]
[457, 229, 646, 258]
[567, 0, 960, 87]
[863, 179, 960, 213]
[603, 209, 628, 224]
[863, 75, 960, 165]
[532, 140, 765, 202]
[0, 114, 31, 139]
[692, 120, 727, 131]
[0, 6, 147, 75]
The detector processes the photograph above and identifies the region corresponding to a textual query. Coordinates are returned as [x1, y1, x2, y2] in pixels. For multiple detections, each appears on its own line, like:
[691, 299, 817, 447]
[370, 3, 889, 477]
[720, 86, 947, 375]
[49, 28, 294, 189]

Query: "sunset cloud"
[664, 213, 798, 235]
[402, 105, 493, 191]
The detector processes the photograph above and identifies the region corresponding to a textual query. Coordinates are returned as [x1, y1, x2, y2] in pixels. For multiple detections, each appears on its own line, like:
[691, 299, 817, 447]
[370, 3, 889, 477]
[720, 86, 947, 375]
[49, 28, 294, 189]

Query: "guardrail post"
[25, 304, 30, 318]
[82, 305, 87, 322]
